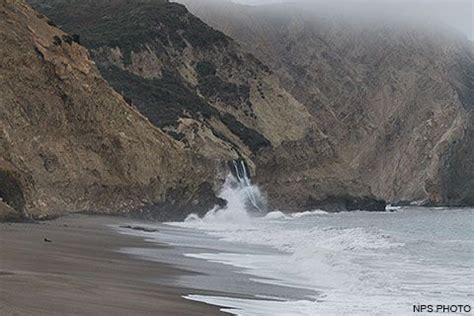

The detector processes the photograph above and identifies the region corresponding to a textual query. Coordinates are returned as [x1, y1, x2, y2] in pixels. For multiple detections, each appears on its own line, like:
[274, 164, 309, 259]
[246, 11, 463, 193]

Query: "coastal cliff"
[178, 0, 474, 208]
[28, 0, 385, 212]
[0, 0, 221, 221]
[28, 0, 313, 166]
[3, 0, 471, 220]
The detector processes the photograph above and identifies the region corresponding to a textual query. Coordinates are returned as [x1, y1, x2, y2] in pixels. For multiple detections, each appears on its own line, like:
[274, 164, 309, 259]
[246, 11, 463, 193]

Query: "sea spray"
[166, 208, 473, 315]
[186, 160, 266, 223]
[171, 166, 474, 315]
[231, 160, 265, 213]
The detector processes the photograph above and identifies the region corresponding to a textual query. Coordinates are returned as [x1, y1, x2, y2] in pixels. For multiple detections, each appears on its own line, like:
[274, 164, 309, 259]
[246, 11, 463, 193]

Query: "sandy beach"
[0, 215, 225, 316]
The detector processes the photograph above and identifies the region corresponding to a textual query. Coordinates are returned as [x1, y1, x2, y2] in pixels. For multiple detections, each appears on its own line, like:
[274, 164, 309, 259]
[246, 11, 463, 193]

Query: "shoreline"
[0, 215, 227, 316]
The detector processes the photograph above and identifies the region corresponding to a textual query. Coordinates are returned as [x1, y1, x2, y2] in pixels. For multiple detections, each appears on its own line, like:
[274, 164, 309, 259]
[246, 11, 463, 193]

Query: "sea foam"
[166, 174, 473, 315]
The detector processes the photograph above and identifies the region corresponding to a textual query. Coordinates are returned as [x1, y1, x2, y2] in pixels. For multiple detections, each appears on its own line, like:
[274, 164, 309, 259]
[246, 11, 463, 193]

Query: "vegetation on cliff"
[179, 0, 474, 208]
[10, 0, 472, 216]
[0, 0, 220, 221]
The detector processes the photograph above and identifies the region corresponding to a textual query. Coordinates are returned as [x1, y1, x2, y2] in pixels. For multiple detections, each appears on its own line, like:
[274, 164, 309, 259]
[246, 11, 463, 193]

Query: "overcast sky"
[230, 0, 473, 40]
[232, 0, 288, 3]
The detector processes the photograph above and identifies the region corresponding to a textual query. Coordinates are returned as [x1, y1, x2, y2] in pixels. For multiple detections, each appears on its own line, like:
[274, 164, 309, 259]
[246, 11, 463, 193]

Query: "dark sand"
[0, 215, 225, 316]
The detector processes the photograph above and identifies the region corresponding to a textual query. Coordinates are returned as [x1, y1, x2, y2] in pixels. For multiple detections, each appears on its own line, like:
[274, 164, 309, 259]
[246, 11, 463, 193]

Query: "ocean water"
[117, 176, 474, 315]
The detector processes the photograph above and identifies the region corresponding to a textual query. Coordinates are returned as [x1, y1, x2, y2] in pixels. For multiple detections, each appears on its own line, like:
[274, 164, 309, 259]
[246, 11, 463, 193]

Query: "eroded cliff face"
[28, 0, 384, 213]
[0, 0, 221, 221]
[28, 0, 314, 168]
[177, 0, 474, 208]
[25, 0, 473, 212]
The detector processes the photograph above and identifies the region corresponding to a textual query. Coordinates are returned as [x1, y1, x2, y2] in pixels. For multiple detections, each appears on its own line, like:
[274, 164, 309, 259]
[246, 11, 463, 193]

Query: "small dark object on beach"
[44, 238, 52, 243]
[120, 225, 158, 233]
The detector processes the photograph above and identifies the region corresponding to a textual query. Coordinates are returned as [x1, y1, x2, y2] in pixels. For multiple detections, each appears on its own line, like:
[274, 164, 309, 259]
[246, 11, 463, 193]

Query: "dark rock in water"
[124, 181, 227, 222]
[119, 225, 158, 233]
[304, 195, 387, 213]
[346, 197, 387, 212]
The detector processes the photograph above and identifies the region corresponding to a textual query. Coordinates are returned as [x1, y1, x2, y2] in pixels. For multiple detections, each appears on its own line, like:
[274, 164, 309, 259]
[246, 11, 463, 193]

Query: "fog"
[210, 0, 473, 40]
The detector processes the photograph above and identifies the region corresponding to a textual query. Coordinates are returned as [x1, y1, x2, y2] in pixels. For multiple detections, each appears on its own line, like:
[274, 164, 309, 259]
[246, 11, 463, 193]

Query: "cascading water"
[230, 160, 264, 213]
[185, 159, 266, 223]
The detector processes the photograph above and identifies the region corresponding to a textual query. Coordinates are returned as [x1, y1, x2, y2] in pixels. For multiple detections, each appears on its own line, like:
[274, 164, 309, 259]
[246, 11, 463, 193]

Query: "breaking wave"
[167, 170, 473, 315]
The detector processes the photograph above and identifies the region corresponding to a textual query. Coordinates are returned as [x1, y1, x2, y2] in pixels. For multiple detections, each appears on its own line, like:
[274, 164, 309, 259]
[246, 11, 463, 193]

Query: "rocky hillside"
[0, 0, 222, 221]
[179, 0, 474, 208]
[22, 0, 473, 212]
[27, 0, 389, 212]
[28, 0, 313, 166]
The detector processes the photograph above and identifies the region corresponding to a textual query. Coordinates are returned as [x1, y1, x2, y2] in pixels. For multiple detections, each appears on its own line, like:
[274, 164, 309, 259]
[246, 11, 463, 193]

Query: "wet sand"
[0, 215, 225, 316]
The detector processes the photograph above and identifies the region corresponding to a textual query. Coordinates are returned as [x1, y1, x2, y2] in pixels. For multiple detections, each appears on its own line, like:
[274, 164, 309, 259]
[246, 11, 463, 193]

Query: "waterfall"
[230, 160, 264, 213]
[183, 159, 266, 223]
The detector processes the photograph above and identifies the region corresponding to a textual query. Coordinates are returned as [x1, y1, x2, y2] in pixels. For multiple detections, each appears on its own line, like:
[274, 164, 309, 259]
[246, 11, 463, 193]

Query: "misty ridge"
[177, 0, 473, 41]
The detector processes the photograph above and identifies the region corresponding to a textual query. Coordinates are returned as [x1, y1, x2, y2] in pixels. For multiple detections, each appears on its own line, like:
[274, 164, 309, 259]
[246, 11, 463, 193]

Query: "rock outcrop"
[0, 0, 221, 221]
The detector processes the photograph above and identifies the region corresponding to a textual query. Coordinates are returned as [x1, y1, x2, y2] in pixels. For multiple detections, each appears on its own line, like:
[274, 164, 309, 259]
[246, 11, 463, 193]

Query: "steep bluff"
[178, 0, 474, 208]
[28, 0, 313, 166]
[0, 0, 221, 221]
[28, 0, 384, 212]
[26, 0, 473, 211]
